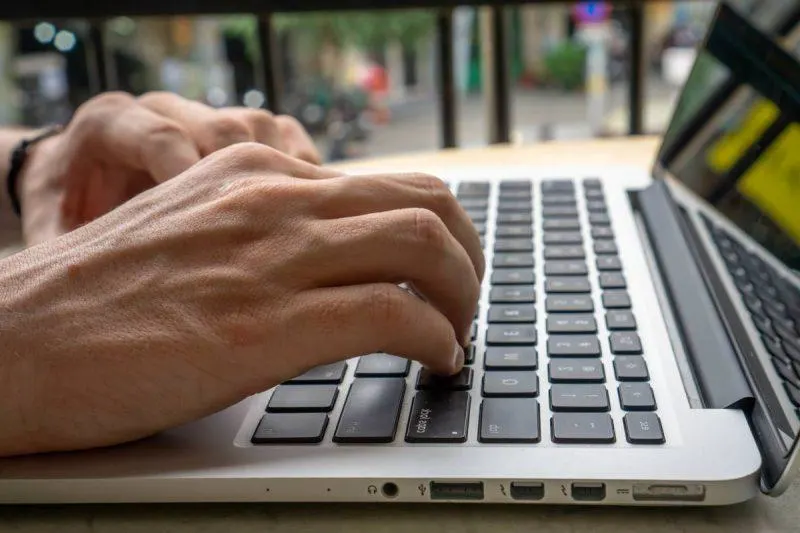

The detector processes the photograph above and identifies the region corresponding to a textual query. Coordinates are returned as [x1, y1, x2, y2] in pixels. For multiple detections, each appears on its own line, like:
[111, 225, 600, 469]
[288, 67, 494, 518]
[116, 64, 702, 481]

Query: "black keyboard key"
[624, 413, 665, 444]
[496, 225, 533, 238]
[543, 218, 581, 231]
[584, 188, 605, 199]
[484, 347, 538, 369]
[466, 210, 488, 223]
[773, 358, 798, 384]
[473, 222, 486, 235]
[543, 232, 583, 245]
[483, 371, 539, 397]
[491, 269, 535, 285]
[541, 179, 575, 193]
[603, 290, 632, 309]
[471, 321, 478, 341]
[784, 382, 800, 406]
[333, 378, 405, 443]
[465, 344, 476, 365]
[551, 413, 615, 443]
[618, 383, 657, 411]
[586, 201, 607, 213]
[589, 213, 611, 226]
[752, 313, 774, 337]
[583, 178, 602, 189]
[543, 206, 579, 218]
[784, 338, 800, 363]
[777, 328, 800, 355]
[252, 413, 328, 444]
[541, 194, 577, 206]
[548, 335, 601, 357]
[544, 260, 588, 276]
[744, 294, 763, 315]
[550, 384, 609, 412]
[545, 295, 593, 313]
[267, 385, 339, 413]
[406, 391, 470, 443]
[548, 359, 605, 382]
[457, 182, 490, 197]
[500, 180, 532, 190]
[763, 335, 790, 365]
[499, 190, 532, 200]
[544, 245, 585, 260]
[487, 325, 537, 345]
[614, 356, 649, 381]
[593, 240, 618, 255]
[417, 367, 474, 391]
[495, 238, 534, 252]
[596, 256, 622, 271]
[610, 332, 643, 354]
[459, 198, 489, 210]
[599, 272, 626, 289]
[545, 277, 591, 294]
[479, 398, 540, 443]
[605, 310, 637, 330]
[591, 226, 614, 239]
[288, 362, 348, 384]
[547, 314, 598, 334]
[498, 200, 533, 213]
[490, 286, 536, 303]
[356, 354, 411, 377]
[488, 304, 536, 324]
[497, 212, 533, 225]
[494, 253, 534, 268]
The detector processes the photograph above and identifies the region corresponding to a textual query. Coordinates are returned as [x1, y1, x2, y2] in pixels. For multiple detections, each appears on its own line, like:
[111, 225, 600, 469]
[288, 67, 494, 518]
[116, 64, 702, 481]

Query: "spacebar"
[333, 378, 405, 443]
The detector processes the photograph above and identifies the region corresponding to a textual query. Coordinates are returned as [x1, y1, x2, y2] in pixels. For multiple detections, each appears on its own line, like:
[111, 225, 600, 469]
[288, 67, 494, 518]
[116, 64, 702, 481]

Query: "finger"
[68, 93, 202, 184]
[275, 115, 322, 164]
[294, 283, 464, 376]
[312, 173, 485, 283]
[138, 92, 253, 155]
[300, 208, 480, 344]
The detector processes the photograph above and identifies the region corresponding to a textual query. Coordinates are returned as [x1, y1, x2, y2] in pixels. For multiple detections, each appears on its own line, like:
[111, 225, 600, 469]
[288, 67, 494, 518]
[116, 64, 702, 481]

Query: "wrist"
[7, 126, 64, 217]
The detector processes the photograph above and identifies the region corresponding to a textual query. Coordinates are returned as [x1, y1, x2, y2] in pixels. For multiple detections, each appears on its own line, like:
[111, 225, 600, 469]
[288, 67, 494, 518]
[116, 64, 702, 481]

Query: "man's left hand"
[18, 91, 321, 246]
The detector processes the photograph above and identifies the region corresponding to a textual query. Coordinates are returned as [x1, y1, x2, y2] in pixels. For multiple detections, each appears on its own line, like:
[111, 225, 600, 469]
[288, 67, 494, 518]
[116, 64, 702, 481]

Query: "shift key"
[405, 391, 471, 443]
[334, 379, 405, 443]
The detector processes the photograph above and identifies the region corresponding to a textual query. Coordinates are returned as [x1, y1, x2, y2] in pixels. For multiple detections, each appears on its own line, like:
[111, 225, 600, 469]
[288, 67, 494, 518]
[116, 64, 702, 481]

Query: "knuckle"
[410, 173, 457, 214]
[72, 91, 134, 131]
[207, 115, 251, 144]
[411, 207, 449, 250]
[369, 285, 406, 325]
[136, 90, 176, 106]
[142, 120, 191, 149]
[217, 141, 279, 169]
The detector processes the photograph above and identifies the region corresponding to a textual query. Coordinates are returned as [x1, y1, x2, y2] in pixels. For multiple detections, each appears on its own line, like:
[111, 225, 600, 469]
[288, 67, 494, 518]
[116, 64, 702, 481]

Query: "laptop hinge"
[634, 181, 754, 410]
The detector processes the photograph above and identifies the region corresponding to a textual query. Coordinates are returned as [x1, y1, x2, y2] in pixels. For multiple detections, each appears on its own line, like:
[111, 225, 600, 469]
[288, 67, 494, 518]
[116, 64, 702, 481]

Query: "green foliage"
[543, 40, 587, 91]
[223, 11, 435, 61]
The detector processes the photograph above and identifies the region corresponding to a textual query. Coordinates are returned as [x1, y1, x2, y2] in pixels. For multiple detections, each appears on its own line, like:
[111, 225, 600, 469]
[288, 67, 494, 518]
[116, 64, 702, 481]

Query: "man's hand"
[18, 91, 320, 246]
[0, 143, 484, 457]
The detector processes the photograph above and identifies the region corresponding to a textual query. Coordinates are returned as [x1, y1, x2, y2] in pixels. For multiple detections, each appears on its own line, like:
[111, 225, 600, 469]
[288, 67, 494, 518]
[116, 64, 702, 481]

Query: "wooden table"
[4, 138, 800, 533]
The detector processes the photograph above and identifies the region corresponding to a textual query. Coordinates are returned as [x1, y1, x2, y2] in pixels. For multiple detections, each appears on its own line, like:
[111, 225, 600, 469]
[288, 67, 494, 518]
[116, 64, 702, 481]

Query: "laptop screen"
[656, 0, 800, 272]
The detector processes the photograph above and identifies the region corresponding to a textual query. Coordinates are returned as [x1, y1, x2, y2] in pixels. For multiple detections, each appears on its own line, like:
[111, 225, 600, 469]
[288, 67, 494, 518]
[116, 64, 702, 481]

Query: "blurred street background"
[0, 2, 716, 162]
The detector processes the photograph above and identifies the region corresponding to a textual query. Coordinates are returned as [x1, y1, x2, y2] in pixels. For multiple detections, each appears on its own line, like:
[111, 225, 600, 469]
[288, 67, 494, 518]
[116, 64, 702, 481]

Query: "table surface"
[5, 137, 800, 533]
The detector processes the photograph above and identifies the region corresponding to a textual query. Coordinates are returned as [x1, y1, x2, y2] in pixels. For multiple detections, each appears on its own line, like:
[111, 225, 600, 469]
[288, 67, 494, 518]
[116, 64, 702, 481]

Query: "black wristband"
[6, 125, 64, 218]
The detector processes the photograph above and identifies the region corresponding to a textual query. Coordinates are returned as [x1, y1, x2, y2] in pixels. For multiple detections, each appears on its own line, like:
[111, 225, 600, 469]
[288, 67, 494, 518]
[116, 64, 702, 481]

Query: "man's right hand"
[0, 143, 484, 457]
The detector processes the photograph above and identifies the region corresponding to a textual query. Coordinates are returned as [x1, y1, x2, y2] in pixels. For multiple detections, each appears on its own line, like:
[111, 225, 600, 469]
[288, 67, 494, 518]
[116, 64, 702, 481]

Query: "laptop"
[1, 0, 799, 506]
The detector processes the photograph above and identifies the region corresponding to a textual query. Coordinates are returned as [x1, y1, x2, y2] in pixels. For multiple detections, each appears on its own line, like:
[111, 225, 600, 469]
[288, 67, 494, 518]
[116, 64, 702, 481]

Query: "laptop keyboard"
[704, 218, 800, 418]
[251, 179, 665, 446]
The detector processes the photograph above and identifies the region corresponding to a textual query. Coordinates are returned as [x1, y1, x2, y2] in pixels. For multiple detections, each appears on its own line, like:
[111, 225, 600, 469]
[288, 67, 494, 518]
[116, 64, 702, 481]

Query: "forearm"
[0, 128, 33, 248]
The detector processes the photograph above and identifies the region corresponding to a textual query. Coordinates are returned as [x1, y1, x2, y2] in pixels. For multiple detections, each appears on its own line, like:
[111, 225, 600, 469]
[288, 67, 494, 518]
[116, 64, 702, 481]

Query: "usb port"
[510, 482, 545, 500]
[429, 482, 484, 500]
[571, 482, 606, 501]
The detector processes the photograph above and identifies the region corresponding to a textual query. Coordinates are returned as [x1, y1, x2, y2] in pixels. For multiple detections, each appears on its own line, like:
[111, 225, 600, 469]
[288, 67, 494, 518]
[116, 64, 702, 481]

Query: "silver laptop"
[2, 0, 800, 506]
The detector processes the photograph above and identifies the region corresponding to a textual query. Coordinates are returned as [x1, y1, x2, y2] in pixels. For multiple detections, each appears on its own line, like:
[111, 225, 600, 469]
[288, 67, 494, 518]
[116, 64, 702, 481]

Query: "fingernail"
[452, 343, 465, 373]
